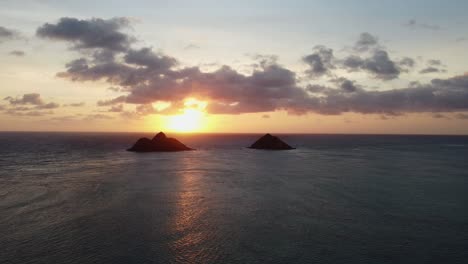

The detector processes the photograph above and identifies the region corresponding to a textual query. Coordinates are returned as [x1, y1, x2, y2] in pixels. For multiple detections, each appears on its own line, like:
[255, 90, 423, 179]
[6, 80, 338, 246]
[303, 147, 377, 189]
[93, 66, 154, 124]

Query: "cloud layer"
[26, 18, 468, 119]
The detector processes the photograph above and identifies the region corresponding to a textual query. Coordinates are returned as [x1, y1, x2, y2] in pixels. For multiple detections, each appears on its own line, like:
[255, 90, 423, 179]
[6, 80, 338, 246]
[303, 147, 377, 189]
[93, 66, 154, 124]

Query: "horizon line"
[1, 130, 468, 136]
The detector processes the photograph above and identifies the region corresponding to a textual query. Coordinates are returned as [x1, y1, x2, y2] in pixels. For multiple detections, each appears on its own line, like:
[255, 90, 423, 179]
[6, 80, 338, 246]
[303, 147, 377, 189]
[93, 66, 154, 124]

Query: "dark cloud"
[9, 50, 25, 56]
[404, 19, 441, 31]
[399, 57, 416, 68]
[5, 93, 44, 105]
[3, 94, 60, 114]
[354, 32, 379, 52]
[420, 67, 446, 74]
[342, 49, 400, 80]
[36, 102, 60, 109]
[419, 59, 446, 74]
[303, 45, 335, 77]
[303, 74, 468, 115]
[36, 17, 134, 51]
[124, 48, 177, 69]
[332, 78, 360, 93]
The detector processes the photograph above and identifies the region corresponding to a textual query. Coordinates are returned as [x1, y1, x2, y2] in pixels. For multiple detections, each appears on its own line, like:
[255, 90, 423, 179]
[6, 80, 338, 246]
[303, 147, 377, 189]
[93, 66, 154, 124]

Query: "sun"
[167, 109, 204, 132]
[164, 98, 208, 132]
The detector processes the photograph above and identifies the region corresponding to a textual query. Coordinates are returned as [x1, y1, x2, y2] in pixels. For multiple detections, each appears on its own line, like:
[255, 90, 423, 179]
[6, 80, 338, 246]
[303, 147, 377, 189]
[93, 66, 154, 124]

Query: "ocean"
[0, 132, 467, 264]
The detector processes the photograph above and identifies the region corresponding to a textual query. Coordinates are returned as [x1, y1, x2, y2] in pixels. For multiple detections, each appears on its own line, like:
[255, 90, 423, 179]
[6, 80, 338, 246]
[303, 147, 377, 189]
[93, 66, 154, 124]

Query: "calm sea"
[0, 132, 467, 264]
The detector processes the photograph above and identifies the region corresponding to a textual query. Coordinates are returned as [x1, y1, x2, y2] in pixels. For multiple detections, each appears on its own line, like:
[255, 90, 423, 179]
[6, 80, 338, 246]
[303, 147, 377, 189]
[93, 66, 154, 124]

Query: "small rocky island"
[249, 133, 295, 150]
[127, 132, 193, 152]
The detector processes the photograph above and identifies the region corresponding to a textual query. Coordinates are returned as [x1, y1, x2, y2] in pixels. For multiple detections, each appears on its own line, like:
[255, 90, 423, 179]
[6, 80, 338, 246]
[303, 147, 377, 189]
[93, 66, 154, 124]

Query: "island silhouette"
[249, 133, 295, 150]
[127, 132, 295, 152]
[127, 132, 193, 152]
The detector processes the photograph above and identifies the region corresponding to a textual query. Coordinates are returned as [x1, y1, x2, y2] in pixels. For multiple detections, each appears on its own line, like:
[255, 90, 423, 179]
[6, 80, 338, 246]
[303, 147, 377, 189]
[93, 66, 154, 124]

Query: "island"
[127, 132, 194, 152]
[248, 133, 295, 150]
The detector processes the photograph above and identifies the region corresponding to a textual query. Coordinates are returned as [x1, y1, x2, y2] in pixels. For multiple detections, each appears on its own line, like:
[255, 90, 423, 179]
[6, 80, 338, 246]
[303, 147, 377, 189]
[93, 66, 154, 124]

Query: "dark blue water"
[0, 132, 467, 264]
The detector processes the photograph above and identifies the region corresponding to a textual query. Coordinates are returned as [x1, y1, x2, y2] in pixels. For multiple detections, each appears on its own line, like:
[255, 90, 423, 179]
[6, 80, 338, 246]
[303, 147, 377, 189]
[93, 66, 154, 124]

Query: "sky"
[0, 0, 468, 134]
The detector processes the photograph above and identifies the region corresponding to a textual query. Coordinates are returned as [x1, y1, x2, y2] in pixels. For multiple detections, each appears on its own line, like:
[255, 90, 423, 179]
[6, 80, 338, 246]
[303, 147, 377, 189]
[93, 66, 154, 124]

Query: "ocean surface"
[0, 132, 467, 264]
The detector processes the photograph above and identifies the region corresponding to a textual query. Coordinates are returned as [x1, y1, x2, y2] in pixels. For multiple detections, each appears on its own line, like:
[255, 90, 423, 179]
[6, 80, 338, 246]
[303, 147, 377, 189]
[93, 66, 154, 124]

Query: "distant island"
[127, 132, 194, 152]
[249, 134, 295, 150]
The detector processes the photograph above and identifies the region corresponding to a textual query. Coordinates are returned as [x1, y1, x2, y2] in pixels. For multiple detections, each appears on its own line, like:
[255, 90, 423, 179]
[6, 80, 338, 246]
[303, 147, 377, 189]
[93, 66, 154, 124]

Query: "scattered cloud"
[184, 43, 200, 50]
[399, 57, 416, 68]
[9, 50, 25, 56]
[83, 114, 113, 120]
[420, 59, 446, 74]
[354, 32, 379, 52]
[3, 94, 60, 115]
[420, 67, 446, 74]
[108, 104, 124, 112]
[66, 102, 85, 107]
[342, 49, 401, 80]
[432, 113, 449, 119]
[97, 96, 126, 106]
[5, 110, 54, 116]
[455, 113, 468, 120]
[404, 19, 441, 31]
[36, 17, 134, 51]
[5, 93, 45, 105]
[303, 45, 335, 78]
[428, 59, 442, 66]
[0, 26, 20, 43]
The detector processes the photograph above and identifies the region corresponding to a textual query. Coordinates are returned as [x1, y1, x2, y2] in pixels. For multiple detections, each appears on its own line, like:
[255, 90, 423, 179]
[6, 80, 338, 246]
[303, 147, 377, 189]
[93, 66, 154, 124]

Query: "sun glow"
[165, 98, 208, 132]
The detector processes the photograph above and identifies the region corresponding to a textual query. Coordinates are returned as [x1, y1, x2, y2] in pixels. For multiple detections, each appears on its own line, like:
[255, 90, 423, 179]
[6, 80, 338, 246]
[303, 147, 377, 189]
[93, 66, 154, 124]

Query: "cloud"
[184, 43, 200, 50]
[419, 59, 446, 74]
[420, 67, 445, 74]
[331, 77, 360, 93]
[67, 102, 85, 107]
[108, 104, 124, 112]
[455, 113, 468, 120]
[36, 102, 60, 109]
[5, 93, 44, 105]
[83, 114, 113, 120]
[36, 17, 134, 51]
[404, 19, 441, 31]
[303, 45, 335, 77]
[97, 95, 126, 106]
[124, 47, 177, 69]
[0, 26, 20, 43]
[432, 113, 449, 119]
[37, 19, 465, 118]
[3, 94, 60, 114]
[428, 59, 442, 66]
[399, 57, 416, 68]
[5, 110, 54, 117]
[354, 32, 379, 52]
[9, 50, 25, 56]
[342, 49, 401, 80]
